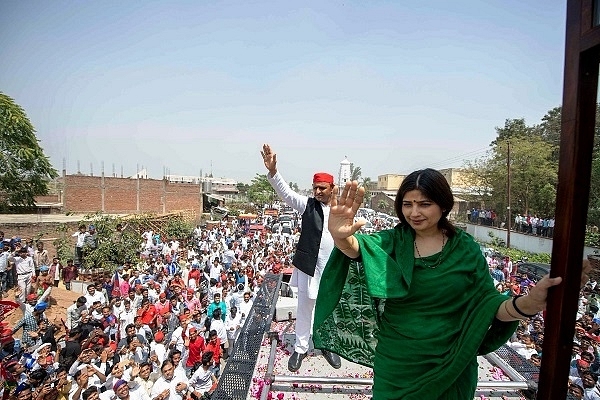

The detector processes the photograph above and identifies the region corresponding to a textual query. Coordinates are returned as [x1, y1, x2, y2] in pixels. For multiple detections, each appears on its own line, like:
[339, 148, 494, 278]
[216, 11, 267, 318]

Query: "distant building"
[371, 168, 482, 220]
[338, 157, 352, 188]
[377, 174, 405, 191]
[165, 175, 239, 200]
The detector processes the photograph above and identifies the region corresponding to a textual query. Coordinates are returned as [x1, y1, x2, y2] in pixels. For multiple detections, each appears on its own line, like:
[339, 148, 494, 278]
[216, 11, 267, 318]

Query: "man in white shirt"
[151, 360, 188, 400]
[0, 246, 10, 295]
[238, 292, 254, 326]
[66, 296, 88, 329]
[10, 248, 35, 302]
[84, 284, 106, 308]
[225, 306, 242, 357]
[72, 224, 90, 266]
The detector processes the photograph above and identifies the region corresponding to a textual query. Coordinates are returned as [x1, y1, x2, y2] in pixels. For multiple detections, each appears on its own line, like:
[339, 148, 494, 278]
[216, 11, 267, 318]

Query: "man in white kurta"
[262, 143, 341, 372]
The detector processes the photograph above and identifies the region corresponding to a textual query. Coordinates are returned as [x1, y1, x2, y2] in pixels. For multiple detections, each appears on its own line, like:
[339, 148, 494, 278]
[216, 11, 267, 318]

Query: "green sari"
[313, 225, 518, 400]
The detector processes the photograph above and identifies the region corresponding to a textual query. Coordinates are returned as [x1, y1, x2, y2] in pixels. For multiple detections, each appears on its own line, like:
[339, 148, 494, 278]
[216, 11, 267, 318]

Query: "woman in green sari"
[313, 168, 581, 399]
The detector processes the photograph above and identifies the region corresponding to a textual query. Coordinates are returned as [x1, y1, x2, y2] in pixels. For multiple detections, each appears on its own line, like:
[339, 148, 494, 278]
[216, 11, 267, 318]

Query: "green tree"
[288, 182, 299, 192]
[379, 200, 394, 215]
[360, 177, 373, 207]
[462, 119, 557, 223]
[236, 182, 250, 196]
[535, 106, 562, 163]
[164, 218, 193, 241]
[247, 173, 276, 207]
[0, 93, 58, 211]
[54, 214, 147, 271]
[350, 164, 362, 181]
[491, 135, 557, 218]
[588, 153, 600, 226]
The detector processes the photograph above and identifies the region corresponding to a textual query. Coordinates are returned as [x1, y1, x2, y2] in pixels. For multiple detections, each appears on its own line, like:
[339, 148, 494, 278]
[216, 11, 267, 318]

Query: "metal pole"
[274, 375, 372, 385]
[485, 351, 534, 390]
[259, 332, 280, 400]
[272, 375, 529, 390]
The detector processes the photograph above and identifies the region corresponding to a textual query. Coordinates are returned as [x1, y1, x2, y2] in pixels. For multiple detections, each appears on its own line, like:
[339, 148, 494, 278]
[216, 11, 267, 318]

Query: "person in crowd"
[225, 306, 241, 357]
[133, 361, 159, 398]
[33, 241, 50, 277]
[261, 143, 341, 372]
[10, 247, 35, 302]
[0, 245, 10, 296]
[189, 352, 217, 398]
[11, 301, 47, 348]
[72, 225, 89, 267]
[49, 256, 62, 288]
[150, 360, 186, 400]
[314, 169, 590, 399]
[183, 326, 205, 377]
[238, 291, 253, 326]
[63, 259, 77, 291]
[204, 330, 222, 379]
[84, 284, 105, 308]
[207, 293, 226, 322]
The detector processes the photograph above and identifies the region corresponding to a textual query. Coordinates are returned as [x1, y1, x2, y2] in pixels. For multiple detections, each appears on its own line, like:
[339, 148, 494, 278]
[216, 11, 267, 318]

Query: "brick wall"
[63, 175, 202, 214]
[1, 222, 79, 259]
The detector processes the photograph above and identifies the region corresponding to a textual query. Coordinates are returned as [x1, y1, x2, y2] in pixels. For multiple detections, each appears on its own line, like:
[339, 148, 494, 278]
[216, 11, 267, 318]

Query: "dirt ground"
[3, 285, 81, 330]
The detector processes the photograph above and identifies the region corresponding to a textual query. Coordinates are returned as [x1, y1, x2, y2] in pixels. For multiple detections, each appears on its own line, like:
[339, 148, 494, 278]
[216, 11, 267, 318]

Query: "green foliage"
[246, 173, 276, 207]
[350, 164, 362, 181]
[588, 153, 600, 227]
[466, 105, 600, 228]
[53, 214, 151, 271]
[586, 231, 600, 247]
[236, 182, 249, 196]
[53, 223, 74, 264]
[0, 93, 58, 211]
[462, 118, 558, 224]
[479, 240, 551, 264]
[360, 176, 373, 206]
[164, 218, 193, 240]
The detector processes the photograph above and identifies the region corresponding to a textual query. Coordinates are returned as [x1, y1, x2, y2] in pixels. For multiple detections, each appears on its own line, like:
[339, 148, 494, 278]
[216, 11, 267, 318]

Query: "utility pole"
[506, 141, 511, 248]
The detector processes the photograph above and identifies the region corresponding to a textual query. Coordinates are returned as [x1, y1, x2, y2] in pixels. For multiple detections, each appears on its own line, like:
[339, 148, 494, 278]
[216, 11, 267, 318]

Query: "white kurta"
[267, 171, 334, 354]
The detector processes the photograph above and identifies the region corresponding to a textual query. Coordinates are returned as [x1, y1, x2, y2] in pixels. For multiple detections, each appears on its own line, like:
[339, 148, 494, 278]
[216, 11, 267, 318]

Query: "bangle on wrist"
[512, 295, 538, 318]
[503, 300, 521, 320]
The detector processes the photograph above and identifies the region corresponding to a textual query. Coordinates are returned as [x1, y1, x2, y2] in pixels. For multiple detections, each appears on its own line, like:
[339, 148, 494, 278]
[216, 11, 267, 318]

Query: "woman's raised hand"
[329, 181, 366, 240]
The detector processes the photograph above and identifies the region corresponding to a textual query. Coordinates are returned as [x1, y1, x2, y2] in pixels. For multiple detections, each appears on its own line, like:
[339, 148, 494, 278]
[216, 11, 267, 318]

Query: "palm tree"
[350, 164, 362, 181]
[360, 177, 373, 207]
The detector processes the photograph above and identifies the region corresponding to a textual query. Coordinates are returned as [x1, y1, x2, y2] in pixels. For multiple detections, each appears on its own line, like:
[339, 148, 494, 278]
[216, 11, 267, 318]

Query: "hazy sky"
[0, 1, 566, 188]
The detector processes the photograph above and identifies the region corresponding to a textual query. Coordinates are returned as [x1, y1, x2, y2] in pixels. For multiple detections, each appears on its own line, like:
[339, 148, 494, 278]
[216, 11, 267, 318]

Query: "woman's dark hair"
[394, 168, 456, 237]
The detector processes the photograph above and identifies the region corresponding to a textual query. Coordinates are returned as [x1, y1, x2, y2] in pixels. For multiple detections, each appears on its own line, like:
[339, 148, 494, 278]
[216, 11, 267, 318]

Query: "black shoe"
[322, 350, 341, 369]
[288, 351, 307, 372]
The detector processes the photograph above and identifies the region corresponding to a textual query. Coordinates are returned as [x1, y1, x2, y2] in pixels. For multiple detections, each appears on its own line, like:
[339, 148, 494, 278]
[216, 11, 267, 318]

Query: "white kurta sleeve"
[267, 171, 308, 214]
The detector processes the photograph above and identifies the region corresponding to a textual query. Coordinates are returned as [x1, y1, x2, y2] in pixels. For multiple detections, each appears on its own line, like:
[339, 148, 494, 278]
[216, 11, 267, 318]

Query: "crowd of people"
[467, 208, 556, 238]
[484, 248, 600, 399]
[0, 218, 299, 400]
[0, 158, 600, 400]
